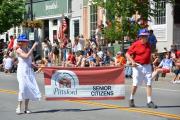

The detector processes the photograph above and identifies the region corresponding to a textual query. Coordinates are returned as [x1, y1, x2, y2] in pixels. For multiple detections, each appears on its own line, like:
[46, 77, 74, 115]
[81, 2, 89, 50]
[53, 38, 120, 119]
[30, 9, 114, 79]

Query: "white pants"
[132, 64, 152, 86]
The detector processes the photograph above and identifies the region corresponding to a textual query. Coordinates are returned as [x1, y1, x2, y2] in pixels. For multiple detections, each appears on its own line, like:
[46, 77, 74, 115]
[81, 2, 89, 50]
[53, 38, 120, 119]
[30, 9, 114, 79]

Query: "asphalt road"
[0, 72, 180, 120]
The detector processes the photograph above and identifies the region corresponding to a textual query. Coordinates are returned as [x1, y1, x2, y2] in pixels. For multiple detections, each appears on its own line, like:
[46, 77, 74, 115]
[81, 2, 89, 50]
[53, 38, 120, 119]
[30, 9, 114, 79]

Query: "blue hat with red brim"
[17, 34, 29, 42]
[138, 29, 149, 36]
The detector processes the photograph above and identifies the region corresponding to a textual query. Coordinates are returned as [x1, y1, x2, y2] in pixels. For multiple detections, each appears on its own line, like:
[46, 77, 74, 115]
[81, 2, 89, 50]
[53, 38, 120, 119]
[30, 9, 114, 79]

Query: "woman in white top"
[152, 52, 173, 80]
[15, 34, 41, 114]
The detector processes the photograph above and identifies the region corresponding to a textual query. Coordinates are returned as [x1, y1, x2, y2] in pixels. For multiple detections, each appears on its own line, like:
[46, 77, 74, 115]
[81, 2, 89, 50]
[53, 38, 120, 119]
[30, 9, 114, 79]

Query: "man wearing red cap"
[126, 29, 157, 108]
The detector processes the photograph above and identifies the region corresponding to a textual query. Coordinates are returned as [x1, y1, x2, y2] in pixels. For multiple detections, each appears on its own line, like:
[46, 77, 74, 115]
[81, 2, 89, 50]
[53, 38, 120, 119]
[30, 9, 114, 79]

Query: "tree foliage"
[0, 0, 26, 34]
[93, 0, 174, 42]
[103, 20, 122, 43]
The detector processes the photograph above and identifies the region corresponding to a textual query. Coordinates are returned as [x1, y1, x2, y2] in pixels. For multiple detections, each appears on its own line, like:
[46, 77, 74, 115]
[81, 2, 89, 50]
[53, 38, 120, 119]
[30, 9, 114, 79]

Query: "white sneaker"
[16, 107, 21, 114]
[173, 81, 177, 84]
[173, 81, 180, 84]
[175, 81, 180, 84]
[24, 109, 31, 114]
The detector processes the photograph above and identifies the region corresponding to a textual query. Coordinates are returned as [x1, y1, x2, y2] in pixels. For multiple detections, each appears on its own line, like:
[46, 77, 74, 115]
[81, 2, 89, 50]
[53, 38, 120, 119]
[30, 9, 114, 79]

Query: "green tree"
[93, 0, 174, 51]
[0, 0, 26, 34]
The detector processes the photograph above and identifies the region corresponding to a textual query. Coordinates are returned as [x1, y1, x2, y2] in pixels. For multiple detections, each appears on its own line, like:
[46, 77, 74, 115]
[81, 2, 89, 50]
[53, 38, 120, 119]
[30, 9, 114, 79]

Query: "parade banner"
[43, 67, 125, 100]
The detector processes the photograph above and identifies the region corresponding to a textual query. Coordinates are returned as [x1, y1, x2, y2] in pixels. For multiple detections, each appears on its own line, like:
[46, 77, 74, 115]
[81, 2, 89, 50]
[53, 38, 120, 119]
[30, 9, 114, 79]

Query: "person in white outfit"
[95, 25, 102, 46]
[15, 34, 41, 114]
[3, 53, 13, 73]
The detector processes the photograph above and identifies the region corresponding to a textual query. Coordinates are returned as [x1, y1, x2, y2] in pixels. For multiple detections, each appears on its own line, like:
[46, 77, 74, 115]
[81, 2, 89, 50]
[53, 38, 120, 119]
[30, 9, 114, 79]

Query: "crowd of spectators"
[0, 33, 179, 84]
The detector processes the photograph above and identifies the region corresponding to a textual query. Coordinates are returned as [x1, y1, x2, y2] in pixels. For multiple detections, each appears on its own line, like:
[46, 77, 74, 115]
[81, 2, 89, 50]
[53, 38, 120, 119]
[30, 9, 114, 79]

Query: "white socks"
[130, 94, 134, 100]
[147, 96, 152, 103]
[130, 95, 152, 103]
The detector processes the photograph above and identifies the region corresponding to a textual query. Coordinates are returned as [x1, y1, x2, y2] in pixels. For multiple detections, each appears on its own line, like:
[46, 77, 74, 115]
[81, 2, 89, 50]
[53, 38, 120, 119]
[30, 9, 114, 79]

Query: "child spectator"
[66, 50, 76, 67]
[3, 53, 13, 73]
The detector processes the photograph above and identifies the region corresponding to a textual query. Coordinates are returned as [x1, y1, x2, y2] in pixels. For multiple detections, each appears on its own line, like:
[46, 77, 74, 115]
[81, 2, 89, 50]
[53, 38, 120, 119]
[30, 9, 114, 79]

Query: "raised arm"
[16, 42, 38, 59]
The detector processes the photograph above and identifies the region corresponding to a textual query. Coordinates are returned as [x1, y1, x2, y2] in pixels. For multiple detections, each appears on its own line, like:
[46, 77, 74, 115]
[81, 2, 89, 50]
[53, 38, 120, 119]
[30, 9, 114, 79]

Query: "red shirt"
[116, 56, 126, 65]
[61, 38, 68, 48]
[176, 50, 180, 58]
[67, 54, 76, 64]
[127, 40, 151, 64]
[8, 38, 14, 50]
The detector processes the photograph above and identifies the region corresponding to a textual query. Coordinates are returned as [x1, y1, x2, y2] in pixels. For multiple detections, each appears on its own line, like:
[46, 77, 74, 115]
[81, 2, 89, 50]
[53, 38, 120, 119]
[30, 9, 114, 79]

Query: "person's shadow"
[32, 108, 110, 114]
[32, 105, 180, 114]
[131, 105, 180, 109]
[156, 105, 180, 108]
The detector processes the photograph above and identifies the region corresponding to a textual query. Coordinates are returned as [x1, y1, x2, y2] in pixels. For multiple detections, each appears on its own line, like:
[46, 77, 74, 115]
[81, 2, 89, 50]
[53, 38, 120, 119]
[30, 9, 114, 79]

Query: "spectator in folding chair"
[151, 53, 160, 81]
[172, 58, 180, 83]
[115, 51, 126, 66]
[152, 52, 173, 81]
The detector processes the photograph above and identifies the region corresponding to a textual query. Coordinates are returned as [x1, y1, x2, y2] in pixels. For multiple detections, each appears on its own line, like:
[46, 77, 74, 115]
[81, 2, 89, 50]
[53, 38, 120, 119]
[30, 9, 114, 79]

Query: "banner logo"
[51, 70, 79, 88]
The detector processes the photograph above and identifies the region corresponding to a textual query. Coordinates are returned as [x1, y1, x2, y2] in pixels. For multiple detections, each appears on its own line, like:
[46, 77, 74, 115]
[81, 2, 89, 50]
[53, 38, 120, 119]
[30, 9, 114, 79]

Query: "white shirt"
[73, 43, 83, 52]
[79, 38, 85, 49]
[159, 58, 173, 69]
[95, 28, 101, 40]
[3, 57, 13, 70]
[97, 51, 104, 59]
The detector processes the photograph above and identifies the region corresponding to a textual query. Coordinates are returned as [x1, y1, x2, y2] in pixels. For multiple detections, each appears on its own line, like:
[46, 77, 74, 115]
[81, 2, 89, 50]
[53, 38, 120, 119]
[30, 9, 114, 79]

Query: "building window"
[44, 20, 49, 38]
[53, 19, 57, 26]
[90, 5, 97, 36]
[74, 20, 79, 37]
[154, 0, 166, 25]
[174, 0, 180, 24]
